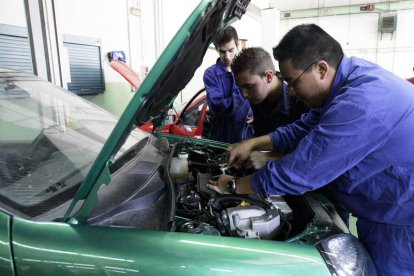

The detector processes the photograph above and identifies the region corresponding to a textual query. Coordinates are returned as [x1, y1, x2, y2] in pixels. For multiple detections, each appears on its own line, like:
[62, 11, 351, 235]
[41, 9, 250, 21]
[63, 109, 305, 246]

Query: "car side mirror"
[166, 115, 176, 125]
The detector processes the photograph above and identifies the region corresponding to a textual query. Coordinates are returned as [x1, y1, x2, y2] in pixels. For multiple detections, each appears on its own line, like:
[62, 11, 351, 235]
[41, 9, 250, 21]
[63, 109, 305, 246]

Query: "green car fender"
[10, 216, 331, 275]
[0, 212, 13, 276]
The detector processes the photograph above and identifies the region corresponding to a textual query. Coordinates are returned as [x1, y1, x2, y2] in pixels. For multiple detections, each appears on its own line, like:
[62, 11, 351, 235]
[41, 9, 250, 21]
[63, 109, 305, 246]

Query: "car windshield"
[0, 70, 148, 217]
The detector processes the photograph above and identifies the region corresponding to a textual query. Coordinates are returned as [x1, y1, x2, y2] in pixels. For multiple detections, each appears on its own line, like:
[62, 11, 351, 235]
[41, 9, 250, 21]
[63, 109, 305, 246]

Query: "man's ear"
[264, 70, 274, 83]
[316, 60, 329, 80]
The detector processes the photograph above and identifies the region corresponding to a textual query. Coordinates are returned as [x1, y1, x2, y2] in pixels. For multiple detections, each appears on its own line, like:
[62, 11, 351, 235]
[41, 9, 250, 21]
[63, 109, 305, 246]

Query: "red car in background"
[139, 88, 209, 138]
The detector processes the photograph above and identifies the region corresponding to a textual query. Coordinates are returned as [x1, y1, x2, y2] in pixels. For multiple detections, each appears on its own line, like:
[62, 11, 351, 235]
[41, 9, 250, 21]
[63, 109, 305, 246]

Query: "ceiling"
[250, 0, 390, 11]
[251, 0, 278, 10]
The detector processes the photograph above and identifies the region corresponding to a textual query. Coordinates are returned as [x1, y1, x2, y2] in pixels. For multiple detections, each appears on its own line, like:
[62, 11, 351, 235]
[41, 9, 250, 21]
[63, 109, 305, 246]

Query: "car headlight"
[316, 233, 377, 276]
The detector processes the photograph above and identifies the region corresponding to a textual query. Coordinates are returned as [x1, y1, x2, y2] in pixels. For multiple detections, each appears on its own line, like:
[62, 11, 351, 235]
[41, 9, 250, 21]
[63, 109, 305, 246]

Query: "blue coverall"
[203, 58, 253, 143]
[253, 56, 414, 275]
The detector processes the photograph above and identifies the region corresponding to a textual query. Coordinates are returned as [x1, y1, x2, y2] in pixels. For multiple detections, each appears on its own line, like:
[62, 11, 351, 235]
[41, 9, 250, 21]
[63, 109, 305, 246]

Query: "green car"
[0, 0, 376, 275]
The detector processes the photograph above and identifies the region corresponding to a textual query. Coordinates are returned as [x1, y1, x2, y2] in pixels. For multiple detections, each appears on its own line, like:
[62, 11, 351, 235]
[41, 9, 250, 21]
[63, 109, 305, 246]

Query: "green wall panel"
[81, 82, 135, 117]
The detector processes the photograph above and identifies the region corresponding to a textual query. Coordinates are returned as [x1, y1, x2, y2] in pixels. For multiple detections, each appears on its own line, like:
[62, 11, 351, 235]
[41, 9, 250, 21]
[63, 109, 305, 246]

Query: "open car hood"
[64, 0, 251, 222]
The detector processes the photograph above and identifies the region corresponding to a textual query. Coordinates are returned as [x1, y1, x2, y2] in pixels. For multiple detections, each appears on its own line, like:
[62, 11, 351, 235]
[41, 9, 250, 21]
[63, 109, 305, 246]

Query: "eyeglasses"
[284, 62, 315, 93]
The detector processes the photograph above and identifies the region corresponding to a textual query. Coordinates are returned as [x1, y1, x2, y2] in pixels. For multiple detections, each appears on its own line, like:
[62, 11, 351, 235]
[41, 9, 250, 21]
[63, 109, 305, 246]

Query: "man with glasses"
[208, 24, 414, 275]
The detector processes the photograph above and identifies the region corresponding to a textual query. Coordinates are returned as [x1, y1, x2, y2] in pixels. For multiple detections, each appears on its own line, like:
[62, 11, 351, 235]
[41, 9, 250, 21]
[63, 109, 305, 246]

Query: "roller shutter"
[0, 24, 33, 74]
[63, 34, 104, 95]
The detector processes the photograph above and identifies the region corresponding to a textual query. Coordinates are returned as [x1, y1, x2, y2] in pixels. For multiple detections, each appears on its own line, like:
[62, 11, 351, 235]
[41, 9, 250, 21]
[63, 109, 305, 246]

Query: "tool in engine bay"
[219, 164, 234, 174]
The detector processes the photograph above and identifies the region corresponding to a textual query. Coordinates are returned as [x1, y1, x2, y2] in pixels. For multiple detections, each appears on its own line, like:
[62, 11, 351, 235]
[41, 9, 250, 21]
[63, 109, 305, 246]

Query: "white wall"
[266, 0, 399, 11]
[140, 1, 157, 73]
[278, 8, 414, 78]
[384, 9, 414, 76]
[57, 0, 131, 83]
[0, 0, 26, 27]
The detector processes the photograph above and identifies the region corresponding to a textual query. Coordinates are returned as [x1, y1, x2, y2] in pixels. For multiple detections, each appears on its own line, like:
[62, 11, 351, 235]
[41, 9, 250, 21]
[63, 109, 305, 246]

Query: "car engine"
[169, 142, 294, 240]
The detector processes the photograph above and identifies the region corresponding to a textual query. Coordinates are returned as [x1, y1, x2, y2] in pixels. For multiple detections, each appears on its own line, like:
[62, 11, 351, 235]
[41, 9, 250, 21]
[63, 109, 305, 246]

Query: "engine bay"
[169, 142, 323, 241]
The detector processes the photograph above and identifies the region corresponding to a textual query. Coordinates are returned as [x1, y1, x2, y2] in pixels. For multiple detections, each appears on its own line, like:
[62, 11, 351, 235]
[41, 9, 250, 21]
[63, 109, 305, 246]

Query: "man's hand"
[207, 174, 234, 194]
[245, 151, 286, 170]
[228, 135, 274, 168]
[207, 174, 256, 194]
[227, 140, 254, 168]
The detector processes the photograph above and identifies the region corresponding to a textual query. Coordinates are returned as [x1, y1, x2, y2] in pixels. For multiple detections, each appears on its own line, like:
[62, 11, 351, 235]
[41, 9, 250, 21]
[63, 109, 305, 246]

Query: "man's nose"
[241, 88, 249, 99]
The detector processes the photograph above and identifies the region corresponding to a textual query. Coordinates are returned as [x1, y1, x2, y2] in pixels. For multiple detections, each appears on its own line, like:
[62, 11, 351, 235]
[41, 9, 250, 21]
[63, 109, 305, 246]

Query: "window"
[63, 34, 104, 95]
[0, 24, 33, 74]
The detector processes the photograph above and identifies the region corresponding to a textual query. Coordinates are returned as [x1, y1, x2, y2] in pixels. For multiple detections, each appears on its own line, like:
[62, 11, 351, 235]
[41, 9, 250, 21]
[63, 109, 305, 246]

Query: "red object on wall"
[109, 60, 142, 90]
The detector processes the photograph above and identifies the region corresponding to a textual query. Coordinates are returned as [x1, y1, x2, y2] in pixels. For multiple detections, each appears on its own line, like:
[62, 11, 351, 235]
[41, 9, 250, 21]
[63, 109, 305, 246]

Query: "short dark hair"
[273, 24, 344, 70]
[231, 47, 275, 76]
[213, 26, 239, 48]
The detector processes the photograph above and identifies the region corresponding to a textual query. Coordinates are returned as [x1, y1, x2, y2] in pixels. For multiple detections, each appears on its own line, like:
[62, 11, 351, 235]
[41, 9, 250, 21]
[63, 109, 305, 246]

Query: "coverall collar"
[322, 55, 351, 112]
[214, 58, 230, 75]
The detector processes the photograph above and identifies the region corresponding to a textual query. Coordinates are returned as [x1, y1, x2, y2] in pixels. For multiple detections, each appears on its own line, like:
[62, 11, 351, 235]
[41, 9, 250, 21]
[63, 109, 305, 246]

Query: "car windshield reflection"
[0, 74, 148, 217]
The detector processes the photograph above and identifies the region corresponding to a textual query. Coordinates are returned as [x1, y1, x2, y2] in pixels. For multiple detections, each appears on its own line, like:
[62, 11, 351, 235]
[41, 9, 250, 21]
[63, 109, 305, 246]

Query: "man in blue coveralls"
[203, 26, 253, 143]
[208, 24, 414, 275]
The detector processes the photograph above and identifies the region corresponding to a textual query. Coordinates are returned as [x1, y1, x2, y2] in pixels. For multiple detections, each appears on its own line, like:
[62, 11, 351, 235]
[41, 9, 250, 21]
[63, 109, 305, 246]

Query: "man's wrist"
[226, 178, 238, 194]
[245, 139, 256, 152]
